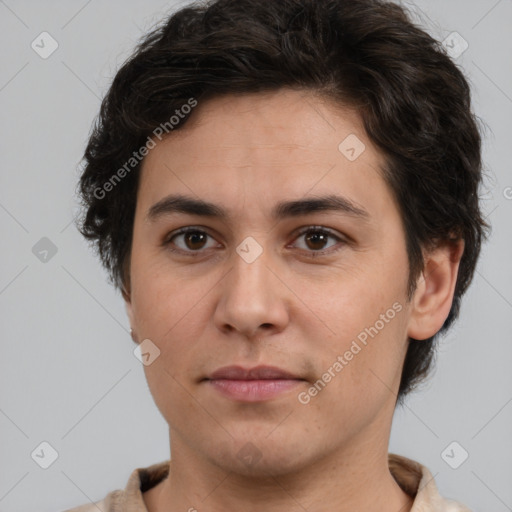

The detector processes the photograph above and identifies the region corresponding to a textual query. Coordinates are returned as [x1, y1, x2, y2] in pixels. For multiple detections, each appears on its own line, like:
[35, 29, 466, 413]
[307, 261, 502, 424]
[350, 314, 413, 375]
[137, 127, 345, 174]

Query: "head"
[77, 0, 488, 476]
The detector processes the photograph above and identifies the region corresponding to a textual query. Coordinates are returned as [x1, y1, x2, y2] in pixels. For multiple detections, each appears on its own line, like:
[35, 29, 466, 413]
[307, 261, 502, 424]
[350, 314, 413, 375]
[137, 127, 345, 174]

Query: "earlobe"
[407, 240, 464, 340]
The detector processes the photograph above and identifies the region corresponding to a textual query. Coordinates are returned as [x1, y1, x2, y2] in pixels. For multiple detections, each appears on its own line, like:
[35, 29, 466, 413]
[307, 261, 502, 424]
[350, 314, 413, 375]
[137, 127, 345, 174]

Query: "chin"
[205, 435, 314, 478]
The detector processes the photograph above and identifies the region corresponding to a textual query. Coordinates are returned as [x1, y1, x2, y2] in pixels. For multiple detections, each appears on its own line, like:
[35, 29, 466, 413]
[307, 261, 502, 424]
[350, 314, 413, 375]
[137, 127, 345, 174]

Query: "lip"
[208, 365, 300, 380]
[205, 365, 305, 402]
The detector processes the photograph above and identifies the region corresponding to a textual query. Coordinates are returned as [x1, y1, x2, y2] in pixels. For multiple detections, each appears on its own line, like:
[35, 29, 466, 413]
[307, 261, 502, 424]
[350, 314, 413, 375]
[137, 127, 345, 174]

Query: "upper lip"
[207, 365, 301, 380]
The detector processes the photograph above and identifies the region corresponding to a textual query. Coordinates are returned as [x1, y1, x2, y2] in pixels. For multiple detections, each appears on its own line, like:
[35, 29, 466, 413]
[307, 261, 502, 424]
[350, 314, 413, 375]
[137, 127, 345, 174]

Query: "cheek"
[130, 268, 212, 404]
[299, 257, 407, 347]
[131, 255, 209, 337]
[297, 253, 409, 403]
[133, 272, 209, 423]
[301, 315, 408, 441]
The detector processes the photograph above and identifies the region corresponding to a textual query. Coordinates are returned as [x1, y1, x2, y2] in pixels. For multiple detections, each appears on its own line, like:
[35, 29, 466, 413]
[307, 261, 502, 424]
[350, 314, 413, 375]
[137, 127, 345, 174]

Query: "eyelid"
[287, 225, 347, 255]
[163, 225, 348, 256]
[162, 226, 222, 251]
[289, 225, 344, 241]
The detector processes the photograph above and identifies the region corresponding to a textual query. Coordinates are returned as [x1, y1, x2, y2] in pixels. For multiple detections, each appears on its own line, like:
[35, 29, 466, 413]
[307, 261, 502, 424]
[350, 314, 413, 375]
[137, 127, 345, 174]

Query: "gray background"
[0, 1, 511, 511]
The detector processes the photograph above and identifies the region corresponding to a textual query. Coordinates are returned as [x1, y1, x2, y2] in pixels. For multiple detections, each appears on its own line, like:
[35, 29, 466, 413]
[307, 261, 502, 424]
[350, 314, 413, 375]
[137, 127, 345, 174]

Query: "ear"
[407, 239, 464, 340]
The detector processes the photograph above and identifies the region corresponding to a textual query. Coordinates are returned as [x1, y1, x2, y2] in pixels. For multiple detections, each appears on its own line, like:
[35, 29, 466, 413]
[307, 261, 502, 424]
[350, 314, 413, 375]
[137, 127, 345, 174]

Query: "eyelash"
[162, 225, 347, 258]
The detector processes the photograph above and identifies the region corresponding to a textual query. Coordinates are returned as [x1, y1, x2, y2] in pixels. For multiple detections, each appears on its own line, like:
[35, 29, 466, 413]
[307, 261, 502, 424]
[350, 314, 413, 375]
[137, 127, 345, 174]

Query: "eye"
[164, 227, 220, 253]
[163, 225, 347, 257]
[290, 226, 345, 255]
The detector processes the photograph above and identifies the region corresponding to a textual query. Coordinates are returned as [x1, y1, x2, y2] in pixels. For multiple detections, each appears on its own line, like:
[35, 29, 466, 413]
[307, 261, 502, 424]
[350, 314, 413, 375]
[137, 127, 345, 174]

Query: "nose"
[213, 249, 290, 340]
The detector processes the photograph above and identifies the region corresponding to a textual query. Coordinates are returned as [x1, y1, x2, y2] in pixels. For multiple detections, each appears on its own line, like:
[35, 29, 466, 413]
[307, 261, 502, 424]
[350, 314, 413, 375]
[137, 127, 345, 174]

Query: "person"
[67, 0, 488, 510]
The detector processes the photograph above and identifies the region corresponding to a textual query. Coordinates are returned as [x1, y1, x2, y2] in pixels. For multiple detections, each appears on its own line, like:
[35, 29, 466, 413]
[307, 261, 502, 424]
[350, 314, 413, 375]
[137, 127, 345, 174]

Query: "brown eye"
[291, 227, 345, 255]
[183, 231, 208, 250]
[165, 228, 219, 253]
[304, 231, 330, 250]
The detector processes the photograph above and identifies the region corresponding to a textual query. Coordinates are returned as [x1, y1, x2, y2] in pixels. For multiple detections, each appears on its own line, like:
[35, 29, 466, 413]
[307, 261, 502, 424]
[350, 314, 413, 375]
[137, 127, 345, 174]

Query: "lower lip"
[207, 379, 303, 402]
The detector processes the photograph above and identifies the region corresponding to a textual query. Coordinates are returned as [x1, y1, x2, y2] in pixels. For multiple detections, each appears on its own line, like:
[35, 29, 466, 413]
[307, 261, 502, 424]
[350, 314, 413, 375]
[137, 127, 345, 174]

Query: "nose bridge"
[214, 243, 289, 337]
[231, 249, 269, 299]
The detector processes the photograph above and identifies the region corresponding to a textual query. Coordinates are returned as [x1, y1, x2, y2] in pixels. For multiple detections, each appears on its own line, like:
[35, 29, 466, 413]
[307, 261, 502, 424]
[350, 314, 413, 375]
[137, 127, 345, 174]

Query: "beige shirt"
[63, 454, 471, 511]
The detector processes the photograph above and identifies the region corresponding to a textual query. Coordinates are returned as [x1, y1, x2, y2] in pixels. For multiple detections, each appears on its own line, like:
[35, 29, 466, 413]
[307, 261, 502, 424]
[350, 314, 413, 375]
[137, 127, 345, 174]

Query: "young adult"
[67, 1, 487, 510]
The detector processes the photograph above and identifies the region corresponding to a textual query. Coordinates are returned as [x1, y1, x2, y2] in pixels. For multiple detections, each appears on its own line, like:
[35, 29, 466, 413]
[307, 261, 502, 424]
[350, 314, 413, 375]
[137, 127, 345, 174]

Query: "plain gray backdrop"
[0, 1, 511, 511]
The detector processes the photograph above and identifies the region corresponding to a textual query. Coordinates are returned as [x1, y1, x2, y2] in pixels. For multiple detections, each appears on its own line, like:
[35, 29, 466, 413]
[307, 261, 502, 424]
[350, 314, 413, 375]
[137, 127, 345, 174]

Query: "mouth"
[203, 365, 306, 402]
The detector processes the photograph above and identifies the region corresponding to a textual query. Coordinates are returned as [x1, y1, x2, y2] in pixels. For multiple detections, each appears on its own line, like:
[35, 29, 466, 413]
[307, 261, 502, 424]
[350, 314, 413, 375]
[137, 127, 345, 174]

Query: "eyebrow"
[146, 194, 370, 223]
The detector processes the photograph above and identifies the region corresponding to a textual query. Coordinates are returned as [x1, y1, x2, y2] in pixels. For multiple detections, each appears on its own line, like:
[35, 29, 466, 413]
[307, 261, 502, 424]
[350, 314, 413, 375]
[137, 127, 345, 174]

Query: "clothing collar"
[85, 454, 470, 511]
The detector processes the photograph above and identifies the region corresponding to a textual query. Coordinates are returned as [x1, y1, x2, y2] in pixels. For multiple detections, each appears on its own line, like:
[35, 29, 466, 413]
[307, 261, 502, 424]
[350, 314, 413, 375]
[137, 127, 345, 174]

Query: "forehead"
[137, 89, 393, 220]
[160, 89, 368, 159]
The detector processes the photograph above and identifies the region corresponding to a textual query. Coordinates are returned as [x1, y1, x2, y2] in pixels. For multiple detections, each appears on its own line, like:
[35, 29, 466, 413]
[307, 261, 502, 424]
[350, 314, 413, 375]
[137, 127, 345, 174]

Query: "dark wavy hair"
[76, 0, 489, 401]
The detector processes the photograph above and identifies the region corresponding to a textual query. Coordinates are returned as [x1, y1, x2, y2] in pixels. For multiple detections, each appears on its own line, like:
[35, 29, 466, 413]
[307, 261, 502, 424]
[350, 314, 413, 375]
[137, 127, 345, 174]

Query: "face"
[125, 89, 421, 476]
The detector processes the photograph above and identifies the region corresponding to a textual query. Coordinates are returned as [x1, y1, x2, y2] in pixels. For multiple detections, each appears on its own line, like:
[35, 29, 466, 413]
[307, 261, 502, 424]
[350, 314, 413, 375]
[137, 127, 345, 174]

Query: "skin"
[123, 88, 463, 512]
